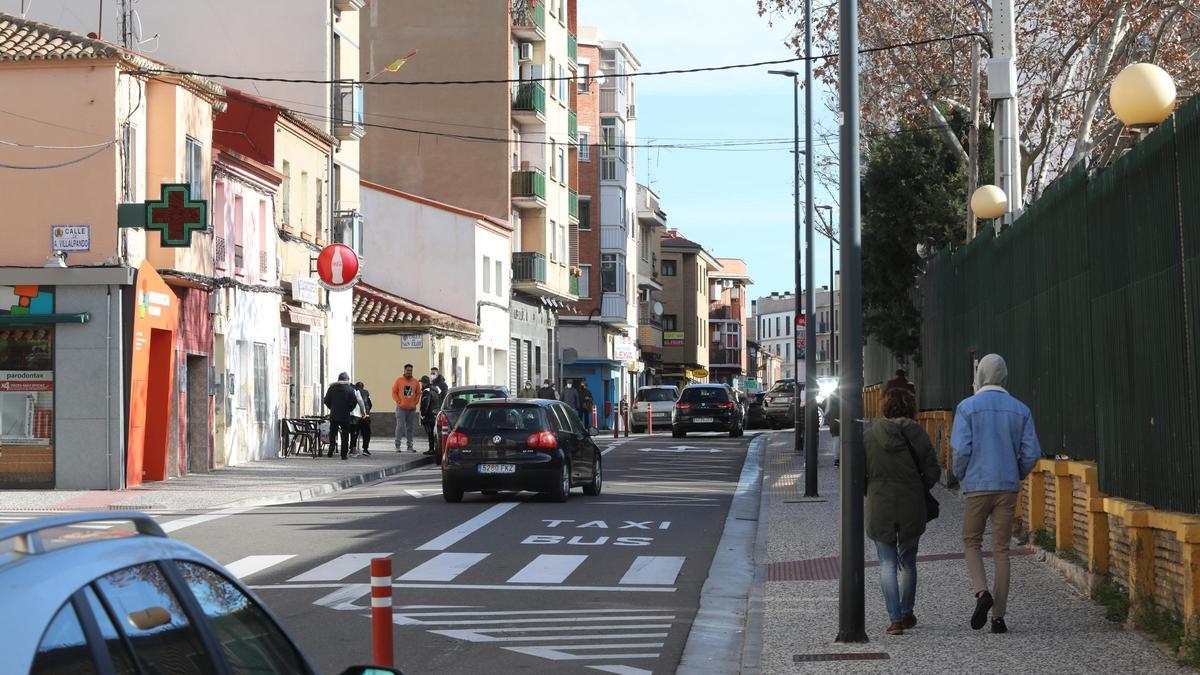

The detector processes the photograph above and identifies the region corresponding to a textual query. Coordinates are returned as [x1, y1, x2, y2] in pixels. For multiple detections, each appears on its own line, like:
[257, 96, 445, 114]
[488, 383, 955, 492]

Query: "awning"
[0, 313, 90, 325]
[281, 304, 324, 329]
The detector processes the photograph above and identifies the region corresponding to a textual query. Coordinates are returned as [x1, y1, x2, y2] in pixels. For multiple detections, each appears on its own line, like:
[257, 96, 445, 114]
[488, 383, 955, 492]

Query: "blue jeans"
[875, 538, 919, 623]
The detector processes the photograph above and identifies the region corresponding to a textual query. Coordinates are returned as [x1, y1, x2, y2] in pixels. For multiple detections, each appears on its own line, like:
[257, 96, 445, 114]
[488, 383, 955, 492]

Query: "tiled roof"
[352, 283, 479, 337]
[0, 12, 224, 100]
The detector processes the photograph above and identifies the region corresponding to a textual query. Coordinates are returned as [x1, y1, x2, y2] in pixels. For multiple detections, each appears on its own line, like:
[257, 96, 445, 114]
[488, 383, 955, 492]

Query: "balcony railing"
[710, 348, 743, 366]
[512, 252, 547, 284]
[569, 274, 580, 298]
[332, 81, 364, 140]
[600, 89, 619, 115]
[568, 110, 578, 142]
[511, 169, 547, 201]
[638, 301, 663, 326]
[601, 292, 627, 320]
[512, 0, 545, 33]
[568, 32, 578, 63]
[600, 225, 626, 251]
[569, 190, 579, 221]
[513, 82, 546, 116]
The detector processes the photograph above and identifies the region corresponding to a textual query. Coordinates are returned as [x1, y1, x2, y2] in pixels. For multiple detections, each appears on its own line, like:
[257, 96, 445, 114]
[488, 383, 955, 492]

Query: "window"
[601, 253, 618, 293]
[550, 140, 558, 182]
[579, 130, 590, 161]
[185, 136, 203, 198]
[81, 587, 136, 673]
[299, 171, 309, 232]
[314, 179, 324, 239]
[495, 260, 503, 296]
[662, 314, 677, 331]
[661, 259, 677, 276]
[122, 123, 137, 202]
[237, 340, 251, 409]
[548, 56, 557, 99]
[254, 342, 269, 424]
[679, 386, 730, 404]
[785, 316, 791, 335]
[558, 63, 568, 101]
[0, 322, 53, 487]
[94, 563, 215, 674]
[482, 255, 492, 293]
[280, 161, 291, 225]
[578, 64, 590, 93]
[578, 197, 592, 230]
[578, 264, 591, 298]
[31, 601, 95, 674]
[556, 145, 567, 183]
[549, 220, 558, 262]
[175, 562, 307, 673]
[775, 317, 781, 335]
[558, 222, 567, 264]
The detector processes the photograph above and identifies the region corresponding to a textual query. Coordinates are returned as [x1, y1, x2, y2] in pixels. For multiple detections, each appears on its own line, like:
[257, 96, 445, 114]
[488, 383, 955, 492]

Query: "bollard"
[624, 406, 630, 437]
[647, 406, 653, 435]
[370, 558, 394, 666]
[613, 408, 620, 438]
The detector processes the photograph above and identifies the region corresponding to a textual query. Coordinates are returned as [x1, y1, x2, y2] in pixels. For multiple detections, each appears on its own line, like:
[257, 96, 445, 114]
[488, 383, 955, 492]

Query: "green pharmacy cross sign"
[119, 184, 208, 247]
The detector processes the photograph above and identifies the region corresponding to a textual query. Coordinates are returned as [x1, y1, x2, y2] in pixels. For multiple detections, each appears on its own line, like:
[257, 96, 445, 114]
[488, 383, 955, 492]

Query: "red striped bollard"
[370, 558, 394, 666]
[647, 405, 653, 435]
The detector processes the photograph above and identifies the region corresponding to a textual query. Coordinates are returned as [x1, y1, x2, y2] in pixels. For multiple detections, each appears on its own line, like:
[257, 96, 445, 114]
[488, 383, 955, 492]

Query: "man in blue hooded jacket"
[951, 353, 1041, 635]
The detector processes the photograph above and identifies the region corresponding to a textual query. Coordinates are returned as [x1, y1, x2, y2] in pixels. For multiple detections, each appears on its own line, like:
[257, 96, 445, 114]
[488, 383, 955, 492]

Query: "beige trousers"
[962, 492, 1017, 618]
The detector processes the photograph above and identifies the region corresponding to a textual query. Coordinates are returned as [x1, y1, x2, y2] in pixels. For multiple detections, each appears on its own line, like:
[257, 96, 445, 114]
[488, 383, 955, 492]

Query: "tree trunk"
[1069, 2, 1128, 168]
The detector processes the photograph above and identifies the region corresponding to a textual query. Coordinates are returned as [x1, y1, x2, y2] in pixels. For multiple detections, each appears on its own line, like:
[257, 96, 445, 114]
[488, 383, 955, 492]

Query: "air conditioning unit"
[723, 279, 734, 289]
[519, 42, 534, 62]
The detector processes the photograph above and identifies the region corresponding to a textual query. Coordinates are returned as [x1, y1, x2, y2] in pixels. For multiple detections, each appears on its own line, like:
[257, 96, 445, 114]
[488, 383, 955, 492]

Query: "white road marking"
[398, 552, 490, 581]
[393, 609, 668, 618]
[505, 644, 664, 661]
[432, 629, 668, 643]
[254, 582, 675, 593]
[619, 556, 686, 586]
[161, 506, 255, 533]
[225, 554, 295, 579]
[313, 584, 370, 610]
[288, 553, 390, 582]
[404, 489, 431, 498]
[636, 447, 721, 453]
[589, 667, 654, 675]
[507, 554, 588, 584]
[416, 502, 519, 551]
[392, 615, 675, 626]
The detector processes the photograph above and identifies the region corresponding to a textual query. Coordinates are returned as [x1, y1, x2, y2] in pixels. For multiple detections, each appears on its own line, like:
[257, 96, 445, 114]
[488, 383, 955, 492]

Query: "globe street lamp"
[1110, 63, 1177, 130]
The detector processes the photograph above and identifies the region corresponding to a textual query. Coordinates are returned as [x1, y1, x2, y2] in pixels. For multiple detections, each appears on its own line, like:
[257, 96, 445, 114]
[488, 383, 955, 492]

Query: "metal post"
[836, 0, 868, 644]
[990, 0, 1022, 225]
[370, 558, 395, 665]
[803, 0, 819, 497]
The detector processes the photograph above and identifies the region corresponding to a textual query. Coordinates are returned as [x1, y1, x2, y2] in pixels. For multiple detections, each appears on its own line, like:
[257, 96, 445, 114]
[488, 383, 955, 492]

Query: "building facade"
[754, 291, 799, 381]
[709, 258, 752, 388]
[635, 185, 668, 384]
[658, 230, 719, 386]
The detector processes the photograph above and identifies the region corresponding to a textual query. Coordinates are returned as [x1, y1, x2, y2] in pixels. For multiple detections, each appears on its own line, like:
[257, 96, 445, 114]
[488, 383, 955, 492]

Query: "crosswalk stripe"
[288, 553, 390, 582]
[507, 555, 587, 584]
[619, 556, 686, 586]
[416, 503, 519, 551]
[505, 644, 664, 661]
[392, 615, 675, 626]
[431, 629, 668, 643]
[397, 552, 489, 582]
[225, 555, 295, 579]
[589, 666, 654, 675]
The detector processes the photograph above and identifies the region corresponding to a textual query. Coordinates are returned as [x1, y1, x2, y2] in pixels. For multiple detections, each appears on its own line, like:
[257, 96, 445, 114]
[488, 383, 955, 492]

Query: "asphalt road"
[154, 431, 756, 674]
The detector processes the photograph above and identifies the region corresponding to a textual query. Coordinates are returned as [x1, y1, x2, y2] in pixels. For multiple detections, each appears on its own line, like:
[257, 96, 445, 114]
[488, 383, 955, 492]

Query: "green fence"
[916, 95, 1200, 513]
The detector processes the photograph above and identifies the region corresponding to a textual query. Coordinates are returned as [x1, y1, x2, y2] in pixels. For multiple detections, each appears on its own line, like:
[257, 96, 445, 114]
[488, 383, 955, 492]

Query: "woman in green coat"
[864, 387, 940, 635]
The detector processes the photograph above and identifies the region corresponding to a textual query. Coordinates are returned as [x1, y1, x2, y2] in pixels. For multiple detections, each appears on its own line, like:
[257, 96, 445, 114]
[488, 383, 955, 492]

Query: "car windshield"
[636, 388, 676, 402]
[768, 382, 796, 395]
[447, 390, 505, 410]
[679, 387, 729, 403]
[458, 406, 542, 431]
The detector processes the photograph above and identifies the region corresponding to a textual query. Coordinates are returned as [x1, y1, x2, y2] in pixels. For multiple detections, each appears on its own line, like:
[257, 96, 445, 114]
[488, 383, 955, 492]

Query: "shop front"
[0, 290, 55, 487]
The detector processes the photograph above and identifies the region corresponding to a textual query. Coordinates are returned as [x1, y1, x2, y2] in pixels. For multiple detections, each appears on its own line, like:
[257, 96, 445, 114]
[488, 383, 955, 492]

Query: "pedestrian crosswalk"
[0, 512, 179, 532]
[233, 550, 689, 590]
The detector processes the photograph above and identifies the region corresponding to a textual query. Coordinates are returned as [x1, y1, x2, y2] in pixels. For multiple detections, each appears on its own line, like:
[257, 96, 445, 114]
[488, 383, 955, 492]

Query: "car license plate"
[478, 464, 516, 474]
[694, 417, 714, 423]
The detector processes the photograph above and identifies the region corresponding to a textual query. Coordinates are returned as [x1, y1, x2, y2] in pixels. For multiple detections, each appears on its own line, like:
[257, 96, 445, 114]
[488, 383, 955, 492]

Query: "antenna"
[120, 0, 132, 48]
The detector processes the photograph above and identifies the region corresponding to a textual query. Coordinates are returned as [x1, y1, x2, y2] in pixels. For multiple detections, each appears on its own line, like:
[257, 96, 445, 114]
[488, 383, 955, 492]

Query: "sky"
[578, 0, 841, 302]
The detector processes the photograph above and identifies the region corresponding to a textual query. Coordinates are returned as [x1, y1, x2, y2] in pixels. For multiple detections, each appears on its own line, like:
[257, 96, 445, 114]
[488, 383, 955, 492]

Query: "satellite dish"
[562, 347, 578, 365]
[653, 301, 664, 316]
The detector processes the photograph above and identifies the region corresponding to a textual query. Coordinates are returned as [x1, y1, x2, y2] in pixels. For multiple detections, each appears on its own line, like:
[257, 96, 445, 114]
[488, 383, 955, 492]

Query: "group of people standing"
[855, 354, 1040, 637]
[321, 374, 374, 460]
[520, 378, 595, 426]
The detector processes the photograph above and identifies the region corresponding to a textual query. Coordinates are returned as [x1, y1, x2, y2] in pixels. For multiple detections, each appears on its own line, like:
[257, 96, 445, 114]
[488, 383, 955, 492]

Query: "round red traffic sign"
[315, 243, 360, 291]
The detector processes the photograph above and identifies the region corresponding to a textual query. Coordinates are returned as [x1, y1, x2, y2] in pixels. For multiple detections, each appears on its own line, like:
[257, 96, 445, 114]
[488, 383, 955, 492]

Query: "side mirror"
[339, 667, 405, 675]
[587, 426, 599, 437]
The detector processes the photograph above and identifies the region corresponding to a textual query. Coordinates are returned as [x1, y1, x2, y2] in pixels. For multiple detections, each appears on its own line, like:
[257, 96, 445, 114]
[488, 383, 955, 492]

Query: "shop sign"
[51, 225, 90, 252]
[316, 243, 361, 292]
[291, 276, 320, 304]
[137, 289, 173, 318]
[400, 335, 424, 349]
[613, 337, 637, 362]
[664, 331, 686, 347]
[0, 370, 53, 392]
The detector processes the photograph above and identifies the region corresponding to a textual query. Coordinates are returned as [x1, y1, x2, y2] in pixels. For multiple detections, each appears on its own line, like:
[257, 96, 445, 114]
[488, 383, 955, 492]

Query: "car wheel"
[672, 427, 685, 438]
[442, 479, 463, 503]
[729, 422, 740, 438]
[583, 454, 603, 496]
[632, 426, 644, 434]
[548, 461, 571, 503]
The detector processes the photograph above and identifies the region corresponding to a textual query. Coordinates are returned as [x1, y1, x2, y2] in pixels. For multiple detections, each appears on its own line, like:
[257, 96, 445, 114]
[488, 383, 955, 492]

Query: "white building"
[754, 291, 800, 380]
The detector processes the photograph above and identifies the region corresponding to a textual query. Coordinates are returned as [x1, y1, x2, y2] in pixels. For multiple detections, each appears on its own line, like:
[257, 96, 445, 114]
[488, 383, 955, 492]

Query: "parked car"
[671, 384, 745, 438]
[763, 379, 805, 431]
[631, 385, 678, 433]
[441, 399, 602, 503]
[746, 391, 768, 429]
[1, 512, 401, 675]
[434, 385, 510, 464]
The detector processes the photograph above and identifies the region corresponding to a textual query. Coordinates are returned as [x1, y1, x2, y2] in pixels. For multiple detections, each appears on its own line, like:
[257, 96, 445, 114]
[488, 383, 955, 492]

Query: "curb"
[677, 432, 767, 674]
[740, 432, 782, 673]
[196, 455, 434, 511]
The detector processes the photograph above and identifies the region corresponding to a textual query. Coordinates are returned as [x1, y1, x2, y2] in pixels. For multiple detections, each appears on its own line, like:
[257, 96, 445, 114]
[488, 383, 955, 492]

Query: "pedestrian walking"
[951, 353, 1041, 634]
[562, 380, 581, 423]
[519, 380, 536, 398]
[419, 375, 439, 454]
[354, 382, 373, 456]
[864, 387, 940, 635]
[537, 379, 558, 400]
[578, 381, 595, 427]
[825, 389, 841, 468]
[347, 382, 369, 456]
[391, 364, 423, 452]
[429, 367, 449, 404]
[883, 368, 917, 397]
[322, 372, 359, 460]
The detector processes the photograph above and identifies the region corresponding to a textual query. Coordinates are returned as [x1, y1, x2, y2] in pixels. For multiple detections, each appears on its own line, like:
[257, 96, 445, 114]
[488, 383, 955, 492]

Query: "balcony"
[600, 225, 626, 251]
[334, 0, 364, 10]
[637, 184, 668, 227]
[512, 82, 546, 125]
[511, 168, 547, 208]
[638, 300, 663, 327]
[332, 82, 365, 140]
[512, 252, 547, 284]
[568, 32, 578, 64]
[568, 110, 578, 143]
[569, 274, 580, 298]
[601, 292, 629, 323]
[569, 189, 579, 223]
[600, 88, 626, 118]
[511, 0, 545, 41]
[710, 348, 744, 368]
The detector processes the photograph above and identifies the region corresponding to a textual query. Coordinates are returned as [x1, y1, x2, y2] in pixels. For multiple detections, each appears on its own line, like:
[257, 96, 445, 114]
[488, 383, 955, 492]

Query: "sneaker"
[885, 621, 904, 635]
[971, 591, 994, 630]
[833, 459, 840, 468]
[362, 450, 371, 457]
[990, 617, 1007, 634]
[901, 613, 917, 629]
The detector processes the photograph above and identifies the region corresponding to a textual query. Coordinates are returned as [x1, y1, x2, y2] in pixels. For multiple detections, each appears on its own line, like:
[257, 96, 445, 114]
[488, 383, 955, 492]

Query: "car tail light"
[526, 431, 557, 449]
[437, 412, 450, 433]
[446, 431, 469, 449]
[723, 401, 735, 409]
[675, 403, 691, 409]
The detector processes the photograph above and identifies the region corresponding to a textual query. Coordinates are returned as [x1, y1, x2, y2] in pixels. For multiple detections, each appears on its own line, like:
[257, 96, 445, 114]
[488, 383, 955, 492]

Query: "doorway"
[186, 355, 210, 473]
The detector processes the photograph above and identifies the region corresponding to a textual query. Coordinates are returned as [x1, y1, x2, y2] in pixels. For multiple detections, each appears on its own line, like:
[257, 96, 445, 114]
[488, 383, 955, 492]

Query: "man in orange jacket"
[392, 363, 423, 451]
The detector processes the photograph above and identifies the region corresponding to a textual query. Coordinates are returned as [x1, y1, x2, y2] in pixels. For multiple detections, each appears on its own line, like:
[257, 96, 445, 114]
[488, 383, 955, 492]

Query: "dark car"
[763, 379, 805, 431]
[671, 384, 745, 438]
[434, 385, 510, 463]
[746, 391, 768, 429]
[441, 399, 602, 503]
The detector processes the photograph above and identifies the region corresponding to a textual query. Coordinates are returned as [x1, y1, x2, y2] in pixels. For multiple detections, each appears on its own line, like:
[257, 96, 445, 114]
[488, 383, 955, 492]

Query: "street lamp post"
[816, 204, 835, 377]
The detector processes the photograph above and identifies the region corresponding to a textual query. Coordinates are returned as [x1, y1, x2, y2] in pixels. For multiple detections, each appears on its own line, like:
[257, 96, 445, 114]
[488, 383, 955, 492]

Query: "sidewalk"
[0, 435, 432, 513]
[755, 430, 1184, 673]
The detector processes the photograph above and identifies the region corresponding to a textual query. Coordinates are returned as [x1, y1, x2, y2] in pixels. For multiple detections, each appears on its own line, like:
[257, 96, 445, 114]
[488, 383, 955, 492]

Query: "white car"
[631, 385, 678, 433]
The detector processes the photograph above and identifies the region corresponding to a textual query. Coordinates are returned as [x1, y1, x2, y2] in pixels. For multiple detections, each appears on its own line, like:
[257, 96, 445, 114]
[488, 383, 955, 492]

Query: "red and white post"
[647, 405, 653, 435]
[370, 558, 394, 666]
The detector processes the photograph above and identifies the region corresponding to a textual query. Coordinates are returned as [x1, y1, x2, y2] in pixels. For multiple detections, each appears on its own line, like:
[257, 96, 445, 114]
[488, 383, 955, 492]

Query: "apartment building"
[814, 276, 841, 377]
[360, 0, 579, 392]
[709, 258, 752, 388]
[636, 185, 668, 383]
[558, 28, 642, 427]
[755, 291, 800, 380]
[659, 230, 720, 385]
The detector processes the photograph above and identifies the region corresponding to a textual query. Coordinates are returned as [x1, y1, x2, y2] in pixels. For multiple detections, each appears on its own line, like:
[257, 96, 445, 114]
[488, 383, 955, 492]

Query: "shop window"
[0, 292, 55, 487]
[253, 343, 269, 424]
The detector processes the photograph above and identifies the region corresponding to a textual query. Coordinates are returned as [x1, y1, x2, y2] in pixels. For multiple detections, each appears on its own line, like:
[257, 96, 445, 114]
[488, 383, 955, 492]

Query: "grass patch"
[1133, 600, 1185, 653]
[1057, 547, 1082, 565]
[1092, 580, 1130, 624]
[1179, 635, 1200, 669]
[1032, 527, 1056, 552]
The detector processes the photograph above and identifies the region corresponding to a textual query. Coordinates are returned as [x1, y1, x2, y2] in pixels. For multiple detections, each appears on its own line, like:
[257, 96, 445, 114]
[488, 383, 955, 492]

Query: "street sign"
[795, 314, 807, 356]
[290, 277, 320, 304]
[315, 243, 360, 291]
[145, 183, 207, 247]
[51, 225, 90, 252]
[691, 367, 709, 379]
